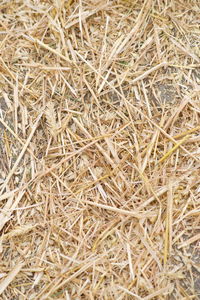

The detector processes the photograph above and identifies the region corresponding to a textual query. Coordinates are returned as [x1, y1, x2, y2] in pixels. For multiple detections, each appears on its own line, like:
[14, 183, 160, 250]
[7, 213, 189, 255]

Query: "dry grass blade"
[0, 112, 43, 195]
[0, 262, 24, 295]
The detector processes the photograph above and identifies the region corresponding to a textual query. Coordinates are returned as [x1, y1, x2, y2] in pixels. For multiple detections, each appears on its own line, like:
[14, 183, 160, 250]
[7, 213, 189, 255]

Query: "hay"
[0, 0, 200, 299]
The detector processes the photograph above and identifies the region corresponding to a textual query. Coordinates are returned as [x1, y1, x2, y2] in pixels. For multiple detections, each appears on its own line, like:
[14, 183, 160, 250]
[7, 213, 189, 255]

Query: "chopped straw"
[0, 0, 200, 299]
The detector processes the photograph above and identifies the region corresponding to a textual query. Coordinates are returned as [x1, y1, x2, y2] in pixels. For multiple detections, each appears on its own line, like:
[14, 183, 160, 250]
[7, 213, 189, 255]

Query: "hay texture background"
[0, 0, 200, 299]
